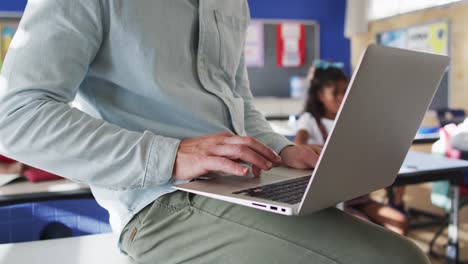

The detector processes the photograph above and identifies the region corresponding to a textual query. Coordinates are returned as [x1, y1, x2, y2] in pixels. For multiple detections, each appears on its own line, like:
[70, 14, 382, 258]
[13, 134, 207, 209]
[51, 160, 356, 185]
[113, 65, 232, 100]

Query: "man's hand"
[279, 145, 322, 169]
[173, 132, 282, 181]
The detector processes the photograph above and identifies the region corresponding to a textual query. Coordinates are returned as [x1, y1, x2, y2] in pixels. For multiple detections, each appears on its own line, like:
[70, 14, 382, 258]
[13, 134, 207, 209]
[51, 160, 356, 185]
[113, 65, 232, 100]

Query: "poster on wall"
[406, 22, 448, 55]
[378, 20, 450, 110]
[378, 29, 406, 49]
[276, 23, 306, 67]
[245, 22, 264, 68]
[378, 20, 449, 56]
[0, 22, 19, 69]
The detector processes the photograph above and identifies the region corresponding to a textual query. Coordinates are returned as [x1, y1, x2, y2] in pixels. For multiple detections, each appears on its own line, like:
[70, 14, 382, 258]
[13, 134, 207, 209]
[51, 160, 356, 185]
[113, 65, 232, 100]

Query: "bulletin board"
[377, 20, 450, 110]
[0, 15, 20, 70]
[246, 19, 320, 98]
[0, 15, 319, 98]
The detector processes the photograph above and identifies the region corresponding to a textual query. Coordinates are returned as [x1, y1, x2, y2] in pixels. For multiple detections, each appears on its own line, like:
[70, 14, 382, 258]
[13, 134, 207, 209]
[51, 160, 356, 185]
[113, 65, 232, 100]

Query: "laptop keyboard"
[232, 176, 311, 204]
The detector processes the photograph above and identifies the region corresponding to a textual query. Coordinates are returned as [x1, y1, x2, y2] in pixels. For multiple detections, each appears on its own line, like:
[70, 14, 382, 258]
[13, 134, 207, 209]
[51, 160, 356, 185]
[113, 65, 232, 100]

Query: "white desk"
[0, 178, 91, 205]
[396, 151, 468, 263]
[253, 97, 304, 118]
[0, 179, 88, 196]
[0, 234, 134, 264]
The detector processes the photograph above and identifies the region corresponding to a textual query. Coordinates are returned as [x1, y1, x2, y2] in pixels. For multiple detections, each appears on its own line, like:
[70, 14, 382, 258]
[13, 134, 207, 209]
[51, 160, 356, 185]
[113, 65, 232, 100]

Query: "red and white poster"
[245, 22, 264, 67]
[276, 23, 306, 67]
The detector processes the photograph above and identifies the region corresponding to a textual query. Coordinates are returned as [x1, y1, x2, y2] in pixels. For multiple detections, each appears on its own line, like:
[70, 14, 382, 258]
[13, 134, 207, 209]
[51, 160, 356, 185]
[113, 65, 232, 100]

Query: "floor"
[372, 183, 467, 263]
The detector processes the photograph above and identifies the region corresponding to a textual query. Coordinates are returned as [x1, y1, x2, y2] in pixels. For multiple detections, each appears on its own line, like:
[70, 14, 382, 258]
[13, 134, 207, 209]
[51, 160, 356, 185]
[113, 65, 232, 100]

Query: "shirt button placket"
[225, 98, 240, 135]
[199, 59, 205, 69]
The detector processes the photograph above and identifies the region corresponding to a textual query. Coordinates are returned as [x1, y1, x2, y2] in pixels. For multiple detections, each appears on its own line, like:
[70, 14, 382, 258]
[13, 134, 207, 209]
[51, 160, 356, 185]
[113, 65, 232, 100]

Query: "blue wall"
[248, 0, 350, 74]
[0, 0, 350, 72]
[0, 0, 27, 12]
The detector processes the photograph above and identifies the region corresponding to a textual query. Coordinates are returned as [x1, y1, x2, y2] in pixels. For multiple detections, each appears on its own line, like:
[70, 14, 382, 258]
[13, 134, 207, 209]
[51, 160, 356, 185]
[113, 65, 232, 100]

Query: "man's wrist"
[278, 144, 296, 157]
[252, 132, 294, 155]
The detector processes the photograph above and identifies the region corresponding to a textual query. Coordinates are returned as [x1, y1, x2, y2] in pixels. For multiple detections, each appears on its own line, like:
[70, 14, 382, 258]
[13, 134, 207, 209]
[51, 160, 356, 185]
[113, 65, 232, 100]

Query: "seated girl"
[294, 61, 408, 235]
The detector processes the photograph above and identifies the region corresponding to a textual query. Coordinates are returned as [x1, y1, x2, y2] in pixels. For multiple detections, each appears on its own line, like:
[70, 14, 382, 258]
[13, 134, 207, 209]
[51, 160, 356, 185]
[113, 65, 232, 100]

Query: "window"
[369, 0, 463, 20]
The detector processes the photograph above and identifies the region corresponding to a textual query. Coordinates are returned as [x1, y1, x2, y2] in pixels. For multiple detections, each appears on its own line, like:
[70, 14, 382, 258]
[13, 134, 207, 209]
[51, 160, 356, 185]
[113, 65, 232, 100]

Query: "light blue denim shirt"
[0, 0, 292, 242]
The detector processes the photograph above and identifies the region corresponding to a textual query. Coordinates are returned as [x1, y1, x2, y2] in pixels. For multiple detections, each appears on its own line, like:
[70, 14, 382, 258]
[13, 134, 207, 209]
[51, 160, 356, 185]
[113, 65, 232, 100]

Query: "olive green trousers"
[120, 191, 429, 264]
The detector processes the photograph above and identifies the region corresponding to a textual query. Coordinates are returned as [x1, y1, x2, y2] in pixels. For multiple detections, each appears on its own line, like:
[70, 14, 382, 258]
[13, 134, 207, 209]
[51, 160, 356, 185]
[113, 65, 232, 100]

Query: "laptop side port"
[270, 206, 278, 210]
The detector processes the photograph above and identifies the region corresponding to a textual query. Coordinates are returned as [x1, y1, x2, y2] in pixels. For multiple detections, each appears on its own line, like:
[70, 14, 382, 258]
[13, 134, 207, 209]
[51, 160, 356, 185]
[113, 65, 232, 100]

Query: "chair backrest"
[461, 151, 468, 190]
[436, 108, 466, 126]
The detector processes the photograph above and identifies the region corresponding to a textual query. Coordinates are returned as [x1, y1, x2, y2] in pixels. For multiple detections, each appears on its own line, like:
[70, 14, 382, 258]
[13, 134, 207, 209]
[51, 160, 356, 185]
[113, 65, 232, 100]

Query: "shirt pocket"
[213, 10, 248, 80]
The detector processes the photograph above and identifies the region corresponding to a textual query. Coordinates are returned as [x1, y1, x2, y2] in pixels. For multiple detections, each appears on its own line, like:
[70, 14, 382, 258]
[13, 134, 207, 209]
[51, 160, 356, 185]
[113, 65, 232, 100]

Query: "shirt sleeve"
[296, 113, 323, 145]
[233, 53, 293, 154]
[296, 113, 312, 132]
[0, 0, 180, 190]
[451, 132, 468, 152]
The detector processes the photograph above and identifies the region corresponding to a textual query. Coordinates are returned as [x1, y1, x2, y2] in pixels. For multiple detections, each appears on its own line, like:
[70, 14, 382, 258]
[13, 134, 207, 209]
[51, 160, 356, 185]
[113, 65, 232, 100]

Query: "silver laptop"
[174, 44, 450, 216]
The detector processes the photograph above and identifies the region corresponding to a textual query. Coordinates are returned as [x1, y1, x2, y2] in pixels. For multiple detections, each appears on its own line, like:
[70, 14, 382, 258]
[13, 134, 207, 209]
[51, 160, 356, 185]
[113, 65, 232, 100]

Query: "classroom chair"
[428, 150, 468, 259]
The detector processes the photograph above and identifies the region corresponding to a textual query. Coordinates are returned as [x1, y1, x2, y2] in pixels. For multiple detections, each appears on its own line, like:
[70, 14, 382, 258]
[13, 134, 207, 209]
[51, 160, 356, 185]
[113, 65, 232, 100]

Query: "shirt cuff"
[452, 132, 468, 152]
[254, 132, 294, 155]
[143, 134, 181, 186]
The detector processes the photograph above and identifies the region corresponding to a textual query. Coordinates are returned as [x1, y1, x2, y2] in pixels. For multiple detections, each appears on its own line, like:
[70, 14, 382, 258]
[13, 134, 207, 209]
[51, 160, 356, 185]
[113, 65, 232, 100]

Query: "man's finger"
[305, 145, 323, 155]
[206, 144, 273, 170]
[304, 152, 320, 168]
[201, 156, 249, 177]
[252, 165, 261, 177]
[213, 131, 235, 137]
[195, 131, 234, 146]
[224, 136, 281, 164]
